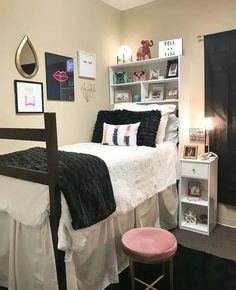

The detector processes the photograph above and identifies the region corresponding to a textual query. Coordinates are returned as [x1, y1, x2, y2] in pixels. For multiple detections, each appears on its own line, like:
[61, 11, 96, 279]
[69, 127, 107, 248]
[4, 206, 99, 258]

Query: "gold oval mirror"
[15, 36, 39, 78]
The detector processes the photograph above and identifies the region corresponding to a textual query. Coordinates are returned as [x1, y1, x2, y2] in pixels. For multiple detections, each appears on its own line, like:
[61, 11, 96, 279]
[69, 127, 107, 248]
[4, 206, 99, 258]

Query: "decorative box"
[113, 71, 129, 84]
[184, 209, 197, 224]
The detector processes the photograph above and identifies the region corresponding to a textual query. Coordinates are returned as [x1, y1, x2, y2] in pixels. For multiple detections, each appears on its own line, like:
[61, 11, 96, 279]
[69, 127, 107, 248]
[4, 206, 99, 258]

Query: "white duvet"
[0, 142, 178, 227]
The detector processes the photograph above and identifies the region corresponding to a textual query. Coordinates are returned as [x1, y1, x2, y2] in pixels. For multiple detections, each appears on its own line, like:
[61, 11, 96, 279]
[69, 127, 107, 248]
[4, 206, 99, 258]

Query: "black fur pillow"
[92, 109, 161, 147]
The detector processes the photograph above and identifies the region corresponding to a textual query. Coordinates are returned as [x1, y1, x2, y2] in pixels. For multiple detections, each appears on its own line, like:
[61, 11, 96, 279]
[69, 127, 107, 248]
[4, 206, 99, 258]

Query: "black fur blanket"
[0, 147, 116, 230]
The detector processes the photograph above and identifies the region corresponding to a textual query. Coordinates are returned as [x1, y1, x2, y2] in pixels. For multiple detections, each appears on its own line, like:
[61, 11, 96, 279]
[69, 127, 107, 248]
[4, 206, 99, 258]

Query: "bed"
[0, 108, 179, 290]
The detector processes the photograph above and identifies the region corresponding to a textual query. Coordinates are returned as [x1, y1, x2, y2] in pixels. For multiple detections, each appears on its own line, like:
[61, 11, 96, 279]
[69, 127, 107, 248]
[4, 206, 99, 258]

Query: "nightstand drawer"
[181, 162, 208, 179]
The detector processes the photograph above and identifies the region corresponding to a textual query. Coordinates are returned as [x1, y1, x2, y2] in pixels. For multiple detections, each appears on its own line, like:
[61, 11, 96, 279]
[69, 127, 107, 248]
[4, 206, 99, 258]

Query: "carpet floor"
[105, 243, 236, 290]
[106, 225, 236, 290]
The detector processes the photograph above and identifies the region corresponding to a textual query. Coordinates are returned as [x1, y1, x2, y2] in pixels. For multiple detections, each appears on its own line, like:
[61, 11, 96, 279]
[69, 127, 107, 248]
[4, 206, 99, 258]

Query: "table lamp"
[117, 45, 132, 64]
[204, 117, 217, 159]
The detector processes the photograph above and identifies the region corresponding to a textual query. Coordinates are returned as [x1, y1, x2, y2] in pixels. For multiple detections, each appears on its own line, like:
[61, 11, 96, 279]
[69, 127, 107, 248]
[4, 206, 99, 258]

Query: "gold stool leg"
[129, 258, 135, 290]
[169, 258, 174, 290]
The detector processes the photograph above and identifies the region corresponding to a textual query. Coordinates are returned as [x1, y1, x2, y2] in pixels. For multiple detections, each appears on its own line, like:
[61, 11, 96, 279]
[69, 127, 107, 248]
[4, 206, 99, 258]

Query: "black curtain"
[205, 29, 236, 206]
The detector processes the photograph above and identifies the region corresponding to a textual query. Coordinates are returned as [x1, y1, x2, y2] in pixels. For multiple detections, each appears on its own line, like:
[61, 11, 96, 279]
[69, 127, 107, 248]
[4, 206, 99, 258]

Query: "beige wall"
[0, 0, 120, 153]
[120, 0, 236, 226]
[1, 0, 235, 226]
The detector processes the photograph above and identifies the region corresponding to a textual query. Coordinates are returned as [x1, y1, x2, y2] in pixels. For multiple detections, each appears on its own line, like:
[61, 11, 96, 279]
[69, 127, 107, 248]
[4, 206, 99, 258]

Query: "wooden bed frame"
[0, 113, 66, 290]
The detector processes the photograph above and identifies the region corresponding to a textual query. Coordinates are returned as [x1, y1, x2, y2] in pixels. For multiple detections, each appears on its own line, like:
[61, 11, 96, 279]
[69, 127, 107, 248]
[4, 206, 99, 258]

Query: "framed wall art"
[45, 52, 75, 101]
[114, 89, 131, 103]
[189, 128, 205, 142]
[14, 80, 44, 113]
[78, 51, 96, 79]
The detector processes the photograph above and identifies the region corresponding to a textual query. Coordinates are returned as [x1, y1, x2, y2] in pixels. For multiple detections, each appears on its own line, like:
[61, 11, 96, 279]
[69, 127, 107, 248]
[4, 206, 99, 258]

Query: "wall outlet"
[189, 128, 205, 142]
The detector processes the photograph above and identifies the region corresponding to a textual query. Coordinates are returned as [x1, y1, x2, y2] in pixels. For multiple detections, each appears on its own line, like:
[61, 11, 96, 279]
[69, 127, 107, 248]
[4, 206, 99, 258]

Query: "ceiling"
[101, 0, 155, 11]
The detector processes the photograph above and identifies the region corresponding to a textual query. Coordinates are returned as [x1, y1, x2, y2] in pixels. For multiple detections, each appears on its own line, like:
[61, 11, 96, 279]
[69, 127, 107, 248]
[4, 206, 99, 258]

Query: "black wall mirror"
[15, 36, 39, 79]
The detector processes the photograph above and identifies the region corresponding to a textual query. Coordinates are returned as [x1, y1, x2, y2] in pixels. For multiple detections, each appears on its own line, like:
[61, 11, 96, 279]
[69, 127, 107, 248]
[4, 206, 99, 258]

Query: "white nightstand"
[179, 157, 218, 235]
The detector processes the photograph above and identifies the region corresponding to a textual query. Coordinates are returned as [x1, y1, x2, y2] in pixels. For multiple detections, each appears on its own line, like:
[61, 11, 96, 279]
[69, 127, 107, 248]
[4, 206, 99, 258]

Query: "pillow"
[102, 122, 140, 146]
[113, 103, 176, 143]
[164, 114, 179, 143]
[113, 103, 176, 115]
[92, 110, 161, 147]
[165, 114, 179, 133]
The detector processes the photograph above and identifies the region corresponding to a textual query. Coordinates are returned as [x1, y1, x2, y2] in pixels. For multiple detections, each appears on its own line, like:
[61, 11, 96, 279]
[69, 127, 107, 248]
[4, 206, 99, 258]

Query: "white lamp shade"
[205, 117, 214, 131]
[118, 45, 132, 61]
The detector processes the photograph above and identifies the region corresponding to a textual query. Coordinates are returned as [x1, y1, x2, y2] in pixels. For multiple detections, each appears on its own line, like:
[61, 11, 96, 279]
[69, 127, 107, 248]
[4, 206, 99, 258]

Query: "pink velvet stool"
[121, 227, 177, 290]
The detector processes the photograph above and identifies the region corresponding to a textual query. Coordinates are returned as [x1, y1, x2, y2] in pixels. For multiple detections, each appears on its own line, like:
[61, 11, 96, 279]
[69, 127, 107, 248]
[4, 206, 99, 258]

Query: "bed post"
[44, 113, 67, 290]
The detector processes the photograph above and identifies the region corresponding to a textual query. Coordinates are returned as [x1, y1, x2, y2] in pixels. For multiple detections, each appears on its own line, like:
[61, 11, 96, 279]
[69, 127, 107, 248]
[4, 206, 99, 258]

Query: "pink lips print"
[53, 70, 69, 82]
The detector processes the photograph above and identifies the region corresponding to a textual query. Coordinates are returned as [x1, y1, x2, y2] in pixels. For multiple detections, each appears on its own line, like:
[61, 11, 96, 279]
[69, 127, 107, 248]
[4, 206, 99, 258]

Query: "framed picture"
[14, 80, 44, 113]
[147, 84, 164, 101]
[165, 89, 178, 100]
[166, 60, 178, 78]
[45, 52, 75, 101]
[149, 68, 159, 80]
[188, 181, 202, 197]
[114, 89, 131, 103]
[189, 128, 205, 142]
[133, 71, 147, 82]
[78, 51, 96, 79]
[183, 145, 198, 159]
[113, 71, 129, 84]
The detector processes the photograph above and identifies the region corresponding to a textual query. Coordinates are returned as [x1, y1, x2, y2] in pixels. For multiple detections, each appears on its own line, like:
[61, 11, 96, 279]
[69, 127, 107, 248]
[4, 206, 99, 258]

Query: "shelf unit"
[109, 56, 180, 106]
[179, 157, 218, 235]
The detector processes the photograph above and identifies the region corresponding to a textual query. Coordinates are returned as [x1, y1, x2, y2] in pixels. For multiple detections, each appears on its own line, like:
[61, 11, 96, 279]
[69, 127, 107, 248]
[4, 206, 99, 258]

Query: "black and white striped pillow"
[102, 122, 140, 146]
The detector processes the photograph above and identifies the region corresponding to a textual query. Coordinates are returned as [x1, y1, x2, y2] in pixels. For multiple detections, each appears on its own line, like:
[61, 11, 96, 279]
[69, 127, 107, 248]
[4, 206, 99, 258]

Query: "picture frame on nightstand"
[183, 145, 198, 159]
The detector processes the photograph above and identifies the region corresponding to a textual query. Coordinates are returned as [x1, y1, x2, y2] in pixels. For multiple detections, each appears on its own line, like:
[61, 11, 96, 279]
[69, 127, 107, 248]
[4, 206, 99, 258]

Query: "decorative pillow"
[92, 110, 161, 147]
[102, 122, 140, 146]
[113, 103, 176, 143]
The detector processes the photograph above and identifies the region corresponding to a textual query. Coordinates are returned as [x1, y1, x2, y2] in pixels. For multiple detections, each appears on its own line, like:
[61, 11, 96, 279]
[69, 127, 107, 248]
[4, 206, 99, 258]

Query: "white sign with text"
[159, 38, 183, 58]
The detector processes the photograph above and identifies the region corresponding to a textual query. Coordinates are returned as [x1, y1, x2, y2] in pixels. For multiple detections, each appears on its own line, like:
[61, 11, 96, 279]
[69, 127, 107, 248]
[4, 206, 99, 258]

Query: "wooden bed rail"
[0, 128, 46, 141]
[0, 113, 67, 290]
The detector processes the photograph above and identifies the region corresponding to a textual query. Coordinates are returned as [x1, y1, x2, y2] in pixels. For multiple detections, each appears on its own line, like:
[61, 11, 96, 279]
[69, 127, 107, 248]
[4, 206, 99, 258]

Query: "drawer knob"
[192, 168, 195, 174]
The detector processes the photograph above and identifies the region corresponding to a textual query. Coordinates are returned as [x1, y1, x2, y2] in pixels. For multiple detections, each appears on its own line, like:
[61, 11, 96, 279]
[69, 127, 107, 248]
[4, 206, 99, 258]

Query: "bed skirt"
[0, 185, 177, 290]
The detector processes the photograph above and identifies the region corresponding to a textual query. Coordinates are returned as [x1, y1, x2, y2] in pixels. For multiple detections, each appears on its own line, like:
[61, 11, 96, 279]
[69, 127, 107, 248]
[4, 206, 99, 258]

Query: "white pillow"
[164, 114, 179, 143]
[102, 122, 140, 146]
[113, 102, 176, 115]
[113, 103, 176, 143]
[165, 114, 179, 133]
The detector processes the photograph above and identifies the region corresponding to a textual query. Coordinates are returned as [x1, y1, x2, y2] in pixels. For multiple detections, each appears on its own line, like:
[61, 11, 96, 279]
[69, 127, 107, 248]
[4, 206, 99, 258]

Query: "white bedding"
[0, 142, 177, 227]
[61, 142, 177, 214]
[0, 142, 178, 290]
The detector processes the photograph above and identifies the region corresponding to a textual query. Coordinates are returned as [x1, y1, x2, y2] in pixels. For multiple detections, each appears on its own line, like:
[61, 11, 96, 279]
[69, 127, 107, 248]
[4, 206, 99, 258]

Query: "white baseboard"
[217, 218, 236, 229]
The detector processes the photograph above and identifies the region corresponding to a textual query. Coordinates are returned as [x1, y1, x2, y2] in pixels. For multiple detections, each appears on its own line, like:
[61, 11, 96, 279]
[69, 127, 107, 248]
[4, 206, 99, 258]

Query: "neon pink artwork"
[53, 70, 69, 82]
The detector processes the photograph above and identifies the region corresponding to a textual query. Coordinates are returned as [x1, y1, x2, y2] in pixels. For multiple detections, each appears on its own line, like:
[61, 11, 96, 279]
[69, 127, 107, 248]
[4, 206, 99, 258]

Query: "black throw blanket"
[0, 147, 116, 230]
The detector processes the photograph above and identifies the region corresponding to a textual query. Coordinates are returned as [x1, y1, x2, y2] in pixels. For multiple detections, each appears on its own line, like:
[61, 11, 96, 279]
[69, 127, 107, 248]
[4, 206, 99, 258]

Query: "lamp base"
[117, 55, 133, 64]
[200, 152, 218, 160]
